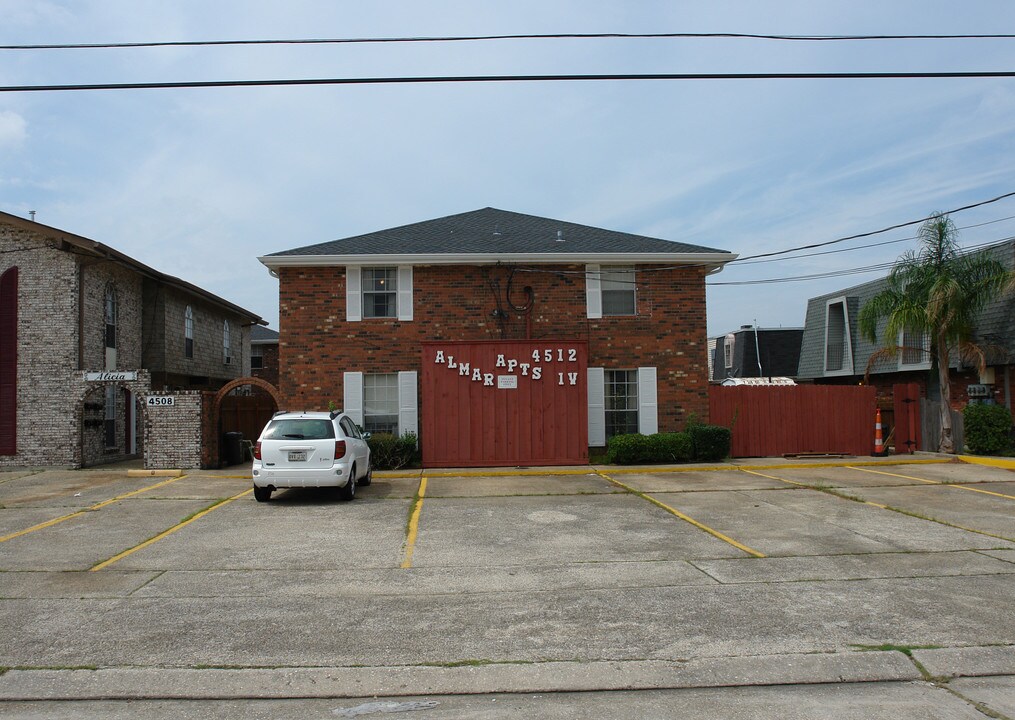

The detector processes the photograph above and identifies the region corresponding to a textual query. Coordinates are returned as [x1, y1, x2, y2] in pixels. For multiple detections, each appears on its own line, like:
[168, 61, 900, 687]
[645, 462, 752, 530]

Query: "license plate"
[288, 451, 307, 462]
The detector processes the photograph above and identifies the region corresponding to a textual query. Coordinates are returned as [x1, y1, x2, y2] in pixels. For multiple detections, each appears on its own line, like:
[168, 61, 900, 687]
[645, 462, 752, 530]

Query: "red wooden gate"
[421, 340, 588, 468]
[892, 382, 921, 454]
[709, 385, 876, 457]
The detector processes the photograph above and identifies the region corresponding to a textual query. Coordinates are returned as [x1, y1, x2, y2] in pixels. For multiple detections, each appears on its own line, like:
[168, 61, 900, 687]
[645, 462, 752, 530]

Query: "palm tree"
[858, 214, 1014, 453]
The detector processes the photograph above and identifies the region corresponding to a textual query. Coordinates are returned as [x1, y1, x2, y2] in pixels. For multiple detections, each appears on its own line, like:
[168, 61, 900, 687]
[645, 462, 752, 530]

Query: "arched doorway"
[213, 377, 281, 467]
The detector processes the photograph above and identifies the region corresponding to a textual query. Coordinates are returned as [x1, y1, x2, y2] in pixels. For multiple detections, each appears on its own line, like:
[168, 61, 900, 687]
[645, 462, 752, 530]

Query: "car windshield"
[262, 419, 335, 440]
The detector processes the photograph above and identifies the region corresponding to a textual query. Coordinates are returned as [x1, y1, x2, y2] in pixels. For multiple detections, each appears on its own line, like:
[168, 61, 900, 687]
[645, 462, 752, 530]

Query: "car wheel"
[339, 467, 356, 501]
[359, 463, 372, 486]
[253, 485, 272, 503]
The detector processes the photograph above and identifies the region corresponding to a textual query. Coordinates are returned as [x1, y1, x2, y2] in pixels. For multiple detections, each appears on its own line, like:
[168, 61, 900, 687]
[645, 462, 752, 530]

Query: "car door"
[340, 416, 369, 475]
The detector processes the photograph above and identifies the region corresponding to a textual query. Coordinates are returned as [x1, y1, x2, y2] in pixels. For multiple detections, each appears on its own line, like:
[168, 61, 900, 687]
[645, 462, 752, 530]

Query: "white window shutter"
[586, 264, 602, 319]
[346, 266, 362, 322]
[397, 266, 413, 321]
[398, 370, 418, 438]
[587, 367, 606, 447]
[638, 366, 658, 435]
[344, 372, 363, 426]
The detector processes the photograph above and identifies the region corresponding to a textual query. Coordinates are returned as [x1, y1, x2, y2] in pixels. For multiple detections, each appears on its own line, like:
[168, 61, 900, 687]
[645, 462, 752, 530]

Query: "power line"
[4, 70, 1015, 94]
[731, 190, 1015, 262]
[734, 213, 1015, 265]
[5, 32, 1015, 51]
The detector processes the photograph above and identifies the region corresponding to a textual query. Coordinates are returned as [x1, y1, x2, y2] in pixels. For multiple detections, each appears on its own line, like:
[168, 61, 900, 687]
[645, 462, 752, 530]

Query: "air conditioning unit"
[967, 384, 991, 398]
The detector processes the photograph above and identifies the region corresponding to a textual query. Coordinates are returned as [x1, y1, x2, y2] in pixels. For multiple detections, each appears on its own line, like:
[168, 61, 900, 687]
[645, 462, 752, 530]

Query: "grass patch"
[852, 643, 943, 656]
[419, 658, 536, 668]
[12, 665, 99, 671]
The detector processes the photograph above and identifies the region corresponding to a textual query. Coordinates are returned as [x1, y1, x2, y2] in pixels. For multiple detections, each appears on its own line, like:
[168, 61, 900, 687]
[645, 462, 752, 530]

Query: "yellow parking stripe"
[743, 468, 1015, 543]
[848, 466, 1015, 501]
[600, 472, 765, 558]
[401, 477, 428, 569]
[90, 488, 252, 571]
[0, 475, 188, 544]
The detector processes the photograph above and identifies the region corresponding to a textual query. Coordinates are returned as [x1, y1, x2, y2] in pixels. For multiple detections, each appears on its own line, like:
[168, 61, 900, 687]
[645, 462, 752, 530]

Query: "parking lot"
[1, 457, 1014, 718]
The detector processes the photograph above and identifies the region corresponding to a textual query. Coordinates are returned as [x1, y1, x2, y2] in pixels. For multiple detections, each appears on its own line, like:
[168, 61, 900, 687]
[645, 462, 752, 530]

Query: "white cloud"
[0, 111, 27, 149]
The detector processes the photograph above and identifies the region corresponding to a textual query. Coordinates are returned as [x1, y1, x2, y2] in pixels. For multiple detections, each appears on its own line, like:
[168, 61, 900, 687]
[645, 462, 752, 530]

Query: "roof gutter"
[258, 251, 739, 275]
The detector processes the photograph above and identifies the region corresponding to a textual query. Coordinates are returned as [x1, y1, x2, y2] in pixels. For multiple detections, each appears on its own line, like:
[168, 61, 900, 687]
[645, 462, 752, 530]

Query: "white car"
[252, 410, 371, 502]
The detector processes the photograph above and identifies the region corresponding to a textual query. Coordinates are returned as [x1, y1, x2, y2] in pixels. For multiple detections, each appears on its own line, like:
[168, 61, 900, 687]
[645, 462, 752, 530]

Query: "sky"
[2, 1, 1015, 336]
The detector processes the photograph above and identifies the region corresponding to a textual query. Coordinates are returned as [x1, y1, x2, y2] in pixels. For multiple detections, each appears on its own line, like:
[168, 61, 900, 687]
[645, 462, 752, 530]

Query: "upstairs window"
[363, 267, 397, 319]
[104, 286, 117, 350]
[251, 344, 264, 369]
[723, 334, 735, 369]
[223, 320, 231, 365]
[899, 326, 931, 369]
[600, 266, 636, 316]
[184, 305, 194, 359]
[824, 298, 853, 375]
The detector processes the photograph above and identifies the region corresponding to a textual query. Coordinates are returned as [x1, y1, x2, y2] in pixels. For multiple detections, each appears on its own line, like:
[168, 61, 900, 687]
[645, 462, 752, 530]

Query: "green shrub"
[963, 403, 1013, 455]
[367, 432, 420, 470]
[688, 424, 732, 462]
[606, 432, 694, 465]
[649, 432, 694, 462]
[606, 433, 652, 465]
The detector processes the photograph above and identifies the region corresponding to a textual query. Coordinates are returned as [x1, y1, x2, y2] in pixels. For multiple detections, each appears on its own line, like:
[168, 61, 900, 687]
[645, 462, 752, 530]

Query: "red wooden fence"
[709, 385, 877, 457]
[421, 340, 588, 468]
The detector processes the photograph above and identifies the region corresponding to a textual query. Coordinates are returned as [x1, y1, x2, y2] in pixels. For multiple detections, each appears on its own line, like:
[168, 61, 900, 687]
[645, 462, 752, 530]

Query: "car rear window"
[263, 419, 335, 440]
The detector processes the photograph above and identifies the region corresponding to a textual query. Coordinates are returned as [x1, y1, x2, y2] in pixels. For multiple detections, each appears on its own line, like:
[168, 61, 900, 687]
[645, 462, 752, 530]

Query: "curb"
[0, 651, 923, 701]
[126, 469, 184, 478]
[375, 456, 952, 480]
[957, 455, 1015, 470]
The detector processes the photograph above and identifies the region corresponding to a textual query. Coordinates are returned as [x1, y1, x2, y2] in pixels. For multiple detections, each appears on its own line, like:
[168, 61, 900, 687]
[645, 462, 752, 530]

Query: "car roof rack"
[272, 410, 289, 417]
[329, 409, 341, 420]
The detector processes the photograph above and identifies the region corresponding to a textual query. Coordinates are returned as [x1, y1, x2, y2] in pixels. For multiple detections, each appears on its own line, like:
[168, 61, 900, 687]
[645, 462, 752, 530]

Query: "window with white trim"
[251, 344, 264, 369]
[605, 369, 639, 439]
[723, 334, 735, 369]
[899, 326, 931, 369]
[600, 266, 636, 316]
[104, 385, 117, 449]
[363, 267, 397, 319]
[823, 298, 853, 375]
[364, 373, 399, 435]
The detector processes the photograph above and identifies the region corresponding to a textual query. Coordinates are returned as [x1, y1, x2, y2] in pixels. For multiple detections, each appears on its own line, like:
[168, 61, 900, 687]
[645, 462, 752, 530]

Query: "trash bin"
[222, 431, 244, 466]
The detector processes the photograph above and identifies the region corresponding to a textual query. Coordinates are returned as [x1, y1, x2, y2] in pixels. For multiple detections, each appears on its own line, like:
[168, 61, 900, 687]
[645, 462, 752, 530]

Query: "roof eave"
[259, 251, 739, 273]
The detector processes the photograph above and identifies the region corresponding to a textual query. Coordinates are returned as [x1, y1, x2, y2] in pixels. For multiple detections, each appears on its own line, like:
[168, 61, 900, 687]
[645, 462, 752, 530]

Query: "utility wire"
[5, 32, 1015, 51]
[735, 213, 1015, 265]
[4, 70, 1015, 94]
[732, 189, 1015, 262]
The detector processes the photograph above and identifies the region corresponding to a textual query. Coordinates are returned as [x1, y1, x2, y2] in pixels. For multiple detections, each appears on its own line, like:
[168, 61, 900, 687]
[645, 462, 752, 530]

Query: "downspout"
[753, 321, 763, 378]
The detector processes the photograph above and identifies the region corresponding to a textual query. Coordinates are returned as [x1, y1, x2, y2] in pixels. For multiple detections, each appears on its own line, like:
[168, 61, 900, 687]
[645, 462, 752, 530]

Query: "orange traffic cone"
[873, 408, 887, 456]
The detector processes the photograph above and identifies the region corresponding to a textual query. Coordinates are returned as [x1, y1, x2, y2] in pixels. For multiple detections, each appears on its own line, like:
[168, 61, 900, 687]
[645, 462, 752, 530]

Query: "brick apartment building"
[260, 208, 735, 467]
[0, 211, 264, 468]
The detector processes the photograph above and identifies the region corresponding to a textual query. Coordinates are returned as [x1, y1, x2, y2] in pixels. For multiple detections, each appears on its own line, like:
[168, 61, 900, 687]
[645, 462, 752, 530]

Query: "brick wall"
[144, 390, 204, 469]
[0, 224, 81, 466]
[251, 343, 279, 387]
[279, 263, 710, 434]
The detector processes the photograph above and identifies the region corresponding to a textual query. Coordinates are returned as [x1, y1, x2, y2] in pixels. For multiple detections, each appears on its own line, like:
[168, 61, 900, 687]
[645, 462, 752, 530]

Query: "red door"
[421, 340, 588, 467]
[0, 267, 16, 455]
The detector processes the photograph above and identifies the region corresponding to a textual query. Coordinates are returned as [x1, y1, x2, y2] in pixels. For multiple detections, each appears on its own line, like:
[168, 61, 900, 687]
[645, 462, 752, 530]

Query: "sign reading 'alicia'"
[433, 347, 581, 387]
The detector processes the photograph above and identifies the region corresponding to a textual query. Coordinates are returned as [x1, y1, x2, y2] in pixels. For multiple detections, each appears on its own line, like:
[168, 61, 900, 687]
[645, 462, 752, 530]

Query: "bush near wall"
[606, 427, 728, 465]
[963, 403, 1014, 456]
[368, 432, 421, 470]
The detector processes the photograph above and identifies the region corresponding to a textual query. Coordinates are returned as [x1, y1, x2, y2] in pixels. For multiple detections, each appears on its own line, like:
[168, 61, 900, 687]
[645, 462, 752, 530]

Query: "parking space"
[1, 457, 1014, 708]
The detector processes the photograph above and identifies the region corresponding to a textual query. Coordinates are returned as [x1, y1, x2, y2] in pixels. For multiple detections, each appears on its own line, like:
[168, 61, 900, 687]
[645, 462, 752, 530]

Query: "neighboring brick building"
[250, 324, 280, 387]
[260, 208, 735, 467]
[0, 211, 264, 468]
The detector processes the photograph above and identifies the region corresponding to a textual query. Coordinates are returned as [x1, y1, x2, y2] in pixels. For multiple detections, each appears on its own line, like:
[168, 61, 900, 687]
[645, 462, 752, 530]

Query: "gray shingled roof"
[797, 239, 1015, 379]
[250, 325, 279, 343]
[266, 207, 729, 257]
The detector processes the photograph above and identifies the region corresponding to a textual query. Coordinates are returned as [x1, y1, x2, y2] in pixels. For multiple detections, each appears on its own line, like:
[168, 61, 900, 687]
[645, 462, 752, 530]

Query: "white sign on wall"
[146, 396, 176, 407]
[85, 371, 138, 382]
